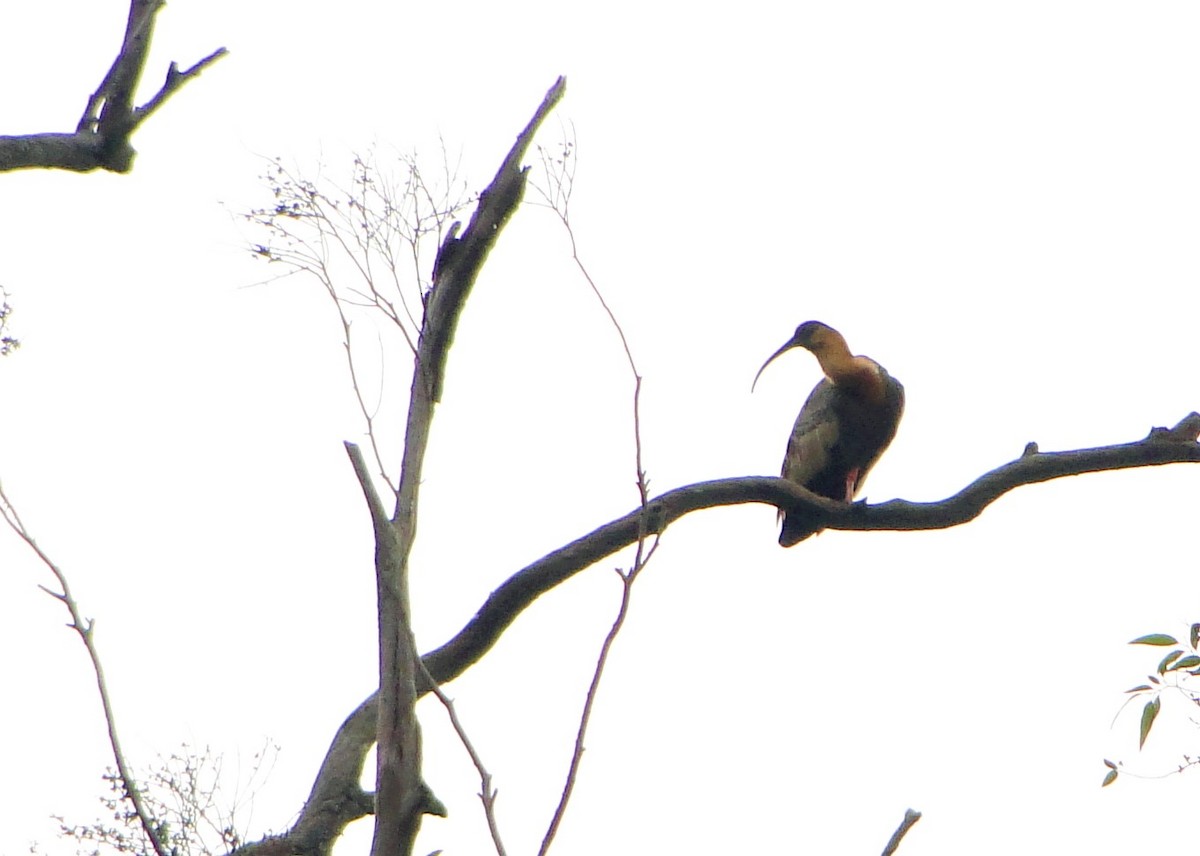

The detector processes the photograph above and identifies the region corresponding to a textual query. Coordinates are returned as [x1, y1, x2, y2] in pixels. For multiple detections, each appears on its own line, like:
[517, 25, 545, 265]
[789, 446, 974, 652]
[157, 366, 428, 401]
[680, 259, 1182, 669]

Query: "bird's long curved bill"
[751, 340, 796, 392]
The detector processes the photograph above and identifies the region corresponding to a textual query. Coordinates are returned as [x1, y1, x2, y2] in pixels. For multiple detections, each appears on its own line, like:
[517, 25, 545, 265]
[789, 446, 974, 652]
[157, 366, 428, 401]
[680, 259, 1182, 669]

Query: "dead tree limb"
[0, 0, 226, 173]
[272, 413, 1198, 855]
[228, 76, 569, 856]
[368, 76, 566, 856]
[0, 487, 171, 856]
[421, 412, 1200, 685]
[881, 808, 922, 856]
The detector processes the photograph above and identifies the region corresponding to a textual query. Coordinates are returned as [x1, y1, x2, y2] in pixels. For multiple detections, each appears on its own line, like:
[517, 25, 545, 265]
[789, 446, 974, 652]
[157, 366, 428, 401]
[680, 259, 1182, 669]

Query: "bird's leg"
[842, 468, 862, 502]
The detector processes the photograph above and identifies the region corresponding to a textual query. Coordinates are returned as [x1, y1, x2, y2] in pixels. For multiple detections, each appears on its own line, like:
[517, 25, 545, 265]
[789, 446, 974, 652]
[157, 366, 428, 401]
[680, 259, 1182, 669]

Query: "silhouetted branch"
[420, 412, 1200, 687]
[881, 808, 922, 856]
[296, 413, 1199, 849]
[421, 75, 566, 405]
[0, 0, 225, 173]
[370, 76, 565, 856]
[417, 659, 508, 856]
[0, 486, 170, 856]
[531, 141, 656, 854]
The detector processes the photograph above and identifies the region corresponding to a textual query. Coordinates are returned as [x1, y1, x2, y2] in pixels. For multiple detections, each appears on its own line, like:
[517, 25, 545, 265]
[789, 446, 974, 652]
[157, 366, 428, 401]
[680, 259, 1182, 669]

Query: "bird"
[752, 321, 904, 546]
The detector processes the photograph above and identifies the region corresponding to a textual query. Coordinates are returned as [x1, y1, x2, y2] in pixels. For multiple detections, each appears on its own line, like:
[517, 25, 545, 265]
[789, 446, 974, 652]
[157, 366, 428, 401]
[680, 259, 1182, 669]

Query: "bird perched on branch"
[752, 321, 904, 546]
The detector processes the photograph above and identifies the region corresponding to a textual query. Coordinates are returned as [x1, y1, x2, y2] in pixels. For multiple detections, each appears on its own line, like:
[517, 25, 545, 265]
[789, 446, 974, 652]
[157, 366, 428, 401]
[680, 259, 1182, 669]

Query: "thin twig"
[534, 132, 661, 855]
[416, 659, 508, 856]
[0, 485, 170, 856]
[131, 47, 229, 130]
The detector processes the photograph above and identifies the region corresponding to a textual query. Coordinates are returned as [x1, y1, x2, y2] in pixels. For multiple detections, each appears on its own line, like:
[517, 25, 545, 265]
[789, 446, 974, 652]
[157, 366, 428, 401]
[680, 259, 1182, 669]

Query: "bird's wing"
[781, 379, 840, 487]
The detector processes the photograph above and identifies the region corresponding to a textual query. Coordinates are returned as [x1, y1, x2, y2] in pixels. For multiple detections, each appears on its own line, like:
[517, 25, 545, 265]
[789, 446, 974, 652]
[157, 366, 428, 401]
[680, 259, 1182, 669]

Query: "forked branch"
[286, 416, 1198, 855]
[0, 0, 226, 173]
[368, 76, 566, 856]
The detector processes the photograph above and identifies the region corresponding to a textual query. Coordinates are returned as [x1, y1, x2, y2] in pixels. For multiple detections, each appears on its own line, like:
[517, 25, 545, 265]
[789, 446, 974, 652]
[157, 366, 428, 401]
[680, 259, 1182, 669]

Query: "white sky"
[1, 1, 1199, 854]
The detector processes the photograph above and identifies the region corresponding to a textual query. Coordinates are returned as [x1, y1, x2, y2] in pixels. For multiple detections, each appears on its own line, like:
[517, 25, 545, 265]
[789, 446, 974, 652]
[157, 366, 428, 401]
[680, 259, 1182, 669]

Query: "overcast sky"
[2, 2, 1199, 854]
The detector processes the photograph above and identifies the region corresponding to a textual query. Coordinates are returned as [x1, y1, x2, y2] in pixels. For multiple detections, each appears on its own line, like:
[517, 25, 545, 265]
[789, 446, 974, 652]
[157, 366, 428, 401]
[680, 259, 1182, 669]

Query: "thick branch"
[420, 75, 566, 405]
[227, 697, 376, 856]
[283, 414, 1197, 852]
[0, 0, 225, 173]
[881, 808, 922, 856]
[371, 77, 565, 856]
[421, 412, 1200, 686]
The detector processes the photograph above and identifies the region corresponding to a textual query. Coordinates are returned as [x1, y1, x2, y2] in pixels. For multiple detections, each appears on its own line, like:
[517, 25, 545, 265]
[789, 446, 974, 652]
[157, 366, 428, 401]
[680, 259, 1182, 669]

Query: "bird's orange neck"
[807, 333, 888, 401]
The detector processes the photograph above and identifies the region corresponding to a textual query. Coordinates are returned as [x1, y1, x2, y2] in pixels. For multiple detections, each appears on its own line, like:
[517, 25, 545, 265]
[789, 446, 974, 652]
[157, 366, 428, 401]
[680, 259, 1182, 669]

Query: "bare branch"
[0, 0, 226, 173]
[417, 659, 508, 856]
[0, 486, 170, 856]
[371, 77, 566, 856]
[247, 151, 474, 495]
[108, 412, 1200, 856]
[531, 132, 660, 853]
[537, 544, 656, 856]
[345, 442, 391, 534]
[418, 413, 1200, 688]
[421, 76, 567, 405]
[881, 808, 922, 856]
[131, 48, 229, 131]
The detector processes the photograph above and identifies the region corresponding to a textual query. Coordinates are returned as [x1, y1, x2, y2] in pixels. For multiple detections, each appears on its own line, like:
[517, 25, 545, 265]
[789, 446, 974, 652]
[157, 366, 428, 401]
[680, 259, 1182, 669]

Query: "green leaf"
[1139, 697, 1161, 749]
[1130, 634, 1179, 646]
[1103, 758, 1117, 769]
[1191, 623, 1199, 650]
[1125, 685, 1153, 693]
[1102, 769, 1118, 787]
[1149, 675, 1161, 684]
[1158, 650, 1184, 673]
[1172, 656, 1200, 671]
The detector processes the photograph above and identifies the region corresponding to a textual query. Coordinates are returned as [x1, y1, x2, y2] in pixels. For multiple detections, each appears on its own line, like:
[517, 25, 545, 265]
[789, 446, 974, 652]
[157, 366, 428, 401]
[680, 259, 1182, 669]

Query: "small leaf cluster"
[1101, 624, 1200, 787]
[0, 286, 20, 355]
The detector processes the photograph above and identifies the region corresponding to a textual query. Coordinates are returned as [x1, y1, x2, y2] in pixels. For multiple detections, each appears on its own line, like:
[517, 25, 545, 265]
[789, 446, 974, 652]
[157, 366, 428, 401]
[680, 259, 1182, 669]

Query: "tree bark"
[0, 0, 225, 174]
[364, 77, 566, 856]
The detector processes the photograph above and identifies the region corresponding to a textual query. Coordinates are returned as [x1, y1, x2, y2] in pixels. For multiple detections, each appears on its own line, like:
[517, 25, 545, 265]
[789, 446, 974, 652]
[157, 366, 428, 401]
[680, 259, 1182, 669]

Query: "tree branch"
[0, 0, 226, 173]
[420, 75, 566, 405]
[280, 413, 1198, 852]
[881, 808, 922, 856]
[420, 412, 1200, 687]
[0, 487, 170, 856]
[371, 77, 566, 856]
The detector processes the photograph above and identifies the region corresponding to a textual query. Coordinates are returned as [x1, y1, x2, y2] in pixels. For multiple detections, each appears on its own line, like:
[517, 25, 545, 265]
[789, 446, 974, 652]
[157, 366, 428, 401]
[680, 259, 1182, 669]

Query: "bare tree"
[10, 74, 1200, 856]
[234, 76, 1200, 855]
[0, 0, 225, 174]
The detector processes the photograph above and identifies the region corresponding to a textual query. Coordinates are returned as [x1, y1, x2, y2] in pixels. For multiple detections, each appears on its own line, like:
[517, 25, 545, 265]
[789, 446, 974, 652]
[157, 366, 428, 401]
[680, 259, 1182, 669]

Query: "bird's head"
[751, 321, 844, 392]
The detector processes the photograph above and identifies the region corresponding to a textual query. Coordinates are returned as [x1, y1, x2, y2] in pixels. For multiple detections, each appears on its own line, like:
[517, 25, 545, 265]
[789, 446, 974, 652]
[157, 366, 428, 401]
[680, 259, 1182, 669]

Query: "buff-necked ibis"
[752, 321, 904, 546]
